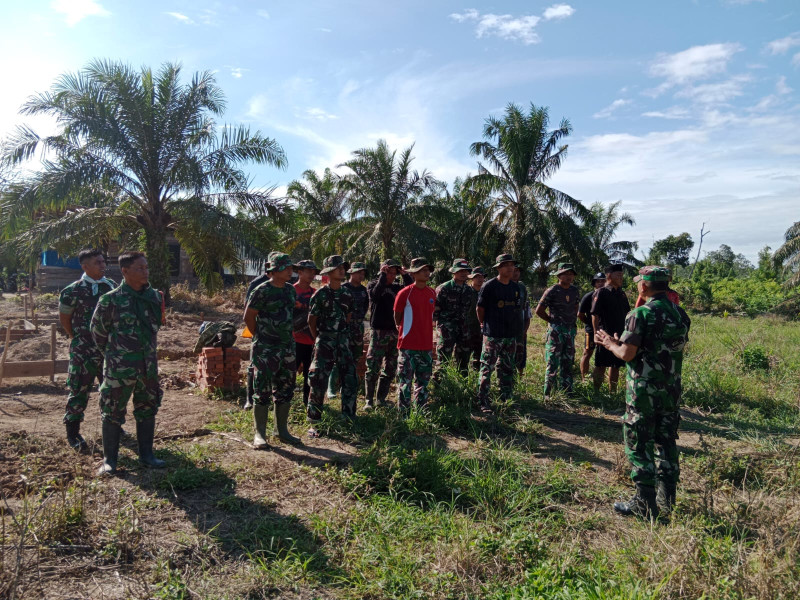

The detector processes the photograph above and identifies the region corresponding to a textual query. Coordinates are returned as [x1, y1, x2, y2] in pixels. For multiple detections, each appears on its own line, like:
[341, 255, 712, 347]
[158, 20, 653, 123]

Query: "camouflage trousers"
[99, 353, 162, 425]
[308, 332, 357, 421]
[623, 388, 681, 487]
[435, 326, 471, 377]
[397, 349, 433, 409]
[515, 334, 528, 374]
[365, 328, 399, 400]
[63, 340, 104, 423]
[328, 340, 364, 395]
[466, 333, 483, 372]
[544, 324, 576, 396]
[253, 345, 296, 408]
[477, 336, 516, 409]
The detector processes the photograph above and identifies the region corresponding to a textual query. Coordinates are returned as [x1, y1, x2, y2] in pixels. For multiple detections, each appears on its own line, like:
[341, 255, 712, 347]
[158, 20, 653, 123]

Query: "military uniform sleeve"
[619, 307, 646, 347]
[537, 286, 552, 308]
[91, 295, 113, 353]
[309, 288, 326, 317]
[246, 284, 266, 313]
[59, 284, 77, 315]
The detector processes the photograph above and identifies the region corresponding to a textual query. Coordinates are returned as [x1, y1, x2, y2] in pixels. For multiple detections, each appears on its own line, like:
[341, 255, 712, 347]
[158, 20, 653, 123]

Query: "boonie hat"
[556, 262, 576, 276]
[267, 253, 294, 273]
[320, 255, 346, 274]
[468, 266, 485, 279]
[406, 257, 433, 273]
[348, 261, 367, 274]
[634, 266, 672, 283]
[492, 253, 516, 269]
[449, 258, 471, 273]
[294, 259, 320, 273]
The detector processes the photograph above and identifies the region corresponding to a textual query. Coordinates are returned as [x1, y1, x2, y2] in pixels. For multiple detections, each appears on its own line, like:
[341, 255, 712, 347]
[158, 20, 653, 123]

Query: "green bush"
[740, 345, 770, 372]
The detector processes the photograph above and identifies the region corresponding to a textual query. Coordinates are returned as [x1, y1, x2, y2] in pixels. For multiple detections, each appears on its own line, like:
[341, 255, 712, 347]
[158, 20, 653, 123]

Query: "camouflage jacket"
[246, 281, 296, 353]
[434, 280, 473, 336]
[619, 293, 691, 405]
[344, 282, 368, 346]
[310, 285, 353, 335]
[59, 277, 117, 345]
[91, 283, 161, 361]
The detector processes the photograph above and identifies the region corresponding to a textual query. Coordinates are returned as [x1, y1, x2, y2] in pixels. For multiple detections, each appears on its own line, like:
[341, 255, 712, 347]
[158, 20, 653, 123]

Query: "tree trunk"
[144, 220, 171, 304]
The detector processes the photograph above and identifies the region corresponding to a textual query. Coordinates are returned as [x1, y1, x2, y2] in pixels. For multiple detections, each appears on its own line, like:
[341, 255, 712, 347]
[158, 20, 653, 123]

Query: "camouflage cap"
[406, 257, 433, 273]
[381, 258, 401, 268]
[267, 253, 294, 272]
[468, 266, 485, 279]
[294, 259, 320, 273]
[492, 253, 516, 269]
[634, 266, 672, 283]
[556, 262, 576, 276]
[449, 258, 472, 273]
[348, 261, 367, 274]
[320, 255, 346, 274]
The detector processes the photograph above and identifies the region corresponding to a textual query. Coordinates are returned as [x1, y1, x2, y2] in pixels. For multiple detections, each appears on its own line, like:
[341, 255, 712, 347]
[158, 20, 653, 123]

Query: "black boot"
[66, 420, 88, 452]
[97, 420, 122, 476]
[243, 365, 254, 410]
[614, 484, 660, 521]
[273, 403, 301, 445]
[656, 480, 677, 516]
[136, 418, 166, 468]
[364, 377, 376, 410]
[376, 377, 392, 406]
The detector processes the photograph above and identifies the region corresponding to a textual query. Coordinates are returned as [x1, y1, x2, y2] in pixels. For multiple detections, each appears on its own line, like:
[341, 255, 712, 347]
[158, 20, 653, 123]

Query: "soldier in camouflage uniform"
[307, 255, 358, 435]
[535, 263, 580, 397]
[244, 253, 300, 448]
[243, 256, 274, 410]
[328, 261, 369, 397]
[465, 267, 485, 371]
[596, 266, 690, 521]
[511, 265, 532, 376]
[59, 249, 117, 451]
[433, 258, 473, 379]
[91, 252, 164, 476]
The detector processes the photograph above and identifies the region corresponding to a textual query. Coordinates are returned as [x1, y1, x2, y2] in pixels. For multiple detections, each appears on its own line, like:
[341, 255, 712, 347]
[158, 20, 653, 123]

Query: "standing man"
[634, 268, 681, 307]
[591, 264, 630, 393]
[91, 252, 164, 476]
[365, 259, 413, 408]
[578, 273, 606, 380]
[535, 263, 580, 398]
[293, 259, 319, 407]
[307, 255, 358, 435]
[511, 265, 531, 376]
[328, 261, 369, 398]
[476, 254, 524, 414]
[433, 258, 473, 378]
[59, 249, 117, 451]
[243, 256, 274, 410]
[465, 267, 485, 372]
[596, 267, 690, 520]
[244, 253, 300, 448]
[394, 258, 437, 409]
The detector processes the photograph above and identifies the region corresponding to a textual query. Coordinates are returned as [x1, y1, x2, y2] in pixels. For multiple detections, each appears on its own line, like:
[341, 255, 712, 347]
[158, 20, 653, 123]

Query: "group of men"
[58, 246, 690, 522]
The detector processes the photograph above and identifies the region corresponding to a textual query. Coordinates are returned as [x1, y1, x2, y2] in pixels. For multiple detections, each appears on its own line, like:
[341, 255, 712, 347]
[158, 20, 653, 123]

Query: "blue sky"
[1, 0, 798, 261]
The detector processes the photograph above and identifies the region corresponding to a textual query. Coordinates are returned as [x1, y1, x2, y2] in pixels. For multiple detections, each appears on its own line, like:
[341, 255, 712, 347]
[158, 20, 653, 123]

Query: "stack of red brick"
[196, 347, 242, 391]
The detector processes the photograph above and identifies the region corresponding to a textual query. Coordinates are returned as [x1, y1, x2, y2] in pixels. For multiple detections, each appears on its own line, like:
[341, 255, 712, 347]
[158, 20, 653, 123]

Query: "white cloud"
[227, 67, 248, 79]
[765, 32, 800, 55]
[676, 75, 750, 104]
[593, 98, 630, 119]
[649, 43, 743, 89]
[542, 4, 575, 20]
[642, 107, 691, 119]
[318, 27, 333, 33]
[776, 75, 792, 95]
[51, 0, 109, 26]
[165, 12, 194, 24]
[793, 52, 800, 67]
[256, 9, 270, 19]
[450, 9, 541, 45]
[304, 107, 339, 121]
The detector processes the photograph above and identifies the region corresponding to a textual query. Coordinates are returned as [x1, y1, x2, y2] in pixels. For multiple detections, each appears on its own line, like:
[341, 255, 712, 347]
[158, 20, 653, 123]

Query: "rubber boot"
[273, 403, 302, 445]
[243, 365, 254, 410]
[376, 377, 392, 406]
[137, 418, 166, 468]
[327, 367, 339, 399]
[614, 484, 660, 521]
[253, 403, 270, 449]
[66, 420, 88, 453]
[656, 480, 677, 516]
[364, 377, 376, 410]
[97, 420, 122, 476]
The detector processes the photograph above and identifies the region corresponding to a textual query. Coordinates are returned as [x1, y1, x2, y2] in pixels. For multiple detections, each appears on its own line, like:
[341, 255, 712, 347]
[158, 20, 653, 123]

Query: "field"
[1, 293, 799, 599]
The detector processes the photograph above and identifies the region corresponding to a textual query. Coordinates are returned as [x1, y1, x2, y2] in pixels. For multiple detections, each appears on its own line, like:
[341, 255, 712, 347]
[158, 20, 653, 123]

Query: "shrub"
[740, 345, 770, 372]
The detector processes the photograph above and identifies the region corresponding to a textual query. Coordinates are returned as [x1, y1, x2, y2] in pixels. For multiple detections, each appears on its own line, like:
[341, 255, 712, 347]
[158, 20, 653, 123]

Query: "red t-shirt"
[292, 283, 315, 345]
[393, 284, 436, 351]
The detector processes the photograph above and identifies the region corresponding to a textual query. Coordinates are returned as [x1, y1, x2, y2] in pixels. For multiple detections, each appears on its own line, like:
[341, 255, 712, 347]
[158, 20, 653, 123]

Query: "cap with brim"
[591, 272, 605, 282]
[381, 259, 401, 268]
[406, 257, 433, 273]
[468, 266, 485, 279]
[556, 262, 576, 276]
[267, 253, 294, 273]
[348, 261, 367, 274]
[320, 254, 345, 274]
[604, 263, 625, 274]
[492, 253, 516, 269]
[294, 259, 320, 273]
[449, 258, 471, 273]
[633, 266, 672, 283]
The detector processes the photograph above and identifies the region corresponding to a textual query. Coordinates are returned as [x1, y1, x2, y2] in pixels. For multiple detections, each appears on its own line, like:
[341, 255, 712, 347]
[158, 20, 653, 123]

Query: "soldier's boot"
[66, 420, 88, 453]
[613, 484, 660, 521]
[252, 404, 270, 449]
[364, 377, 376, 410]
[273, 403, 302, 445]
[136, 418, 166, 468]
[376, 377, 392, 406]
[656, 480, 677, 518]
[97, 420, 122, 476]
[243, 366, 254, 410]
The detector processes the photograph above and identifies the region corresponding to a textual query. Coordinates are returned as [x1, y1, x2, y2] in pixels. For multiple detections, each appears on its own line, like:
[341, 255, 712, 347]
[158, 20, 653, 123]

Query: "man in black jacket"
[364, 259, 413, 408]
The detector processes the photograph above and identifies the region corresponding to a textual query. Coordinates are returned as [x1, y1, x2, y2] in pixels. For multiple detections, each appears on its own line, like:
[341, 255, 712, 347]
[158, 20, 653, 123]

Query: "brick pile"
[196, 347, 242, 392]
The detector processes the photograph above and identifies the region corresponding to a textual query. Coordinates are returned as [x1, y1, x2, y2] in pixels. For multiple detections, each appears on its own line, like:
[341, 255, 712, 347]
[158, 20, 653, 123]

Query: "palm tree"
[337, 139, 441, 262]
[468, 103, 588, 276]
[285, 168, 348, 264]
[774, 221, 800, 286]
[580, 201, 639, 273]
[0, 60, 287, 295]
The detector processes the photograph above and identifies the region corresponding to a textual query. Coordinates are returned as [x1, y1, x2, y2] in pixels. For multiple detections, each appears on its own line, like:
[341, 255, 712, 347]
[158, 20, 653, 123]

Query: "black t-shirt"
[579, 291, 595, 333]
[477, 277, 524, 338]
[590, 285, 630, 336]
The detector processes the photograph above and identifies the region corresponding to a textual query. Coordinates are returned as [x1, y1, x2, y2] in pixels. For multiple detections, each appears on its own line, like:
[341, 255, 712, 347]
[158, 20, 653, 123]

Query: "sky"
[1, 0, 798, 262]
